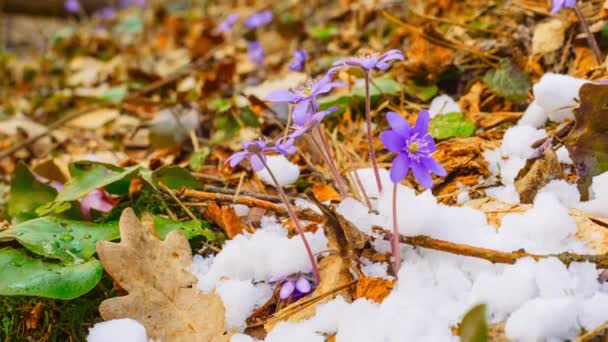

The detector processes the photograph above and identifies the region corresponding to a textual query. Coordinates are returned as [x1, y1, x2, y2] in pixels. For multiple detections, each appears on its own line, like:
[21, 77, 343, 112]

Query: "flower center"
[408, 142, 420, 153]
[356, 51, 379, 59]
[246, 144, 262, 153]
[292, 79, 316, 97]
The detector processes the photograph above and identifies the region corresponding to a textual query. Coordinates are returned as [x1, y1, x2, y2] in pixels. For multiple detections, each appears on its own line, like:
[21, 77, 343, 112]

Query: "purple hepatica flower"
[226, 139, 274, 171]
[270, 274, 314, 299]
[331, 49, 404, 72]
[266, 75, 345, 126]
[380, 110, 446, 188]
[551, 0, 576, 14]
[214, 14, 239, 34]
[64, 0, 81, 13]
[95, 6, 117, 20]
[248, 41, 265, 66]
[244, 10, 273, 29]
[288, 49, 307, 71]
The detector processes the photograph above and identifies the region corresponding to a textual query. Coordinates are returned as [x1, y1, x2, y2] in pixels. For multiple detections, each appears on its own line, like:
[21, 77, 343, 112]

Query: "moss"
[0, 274, 116, 342]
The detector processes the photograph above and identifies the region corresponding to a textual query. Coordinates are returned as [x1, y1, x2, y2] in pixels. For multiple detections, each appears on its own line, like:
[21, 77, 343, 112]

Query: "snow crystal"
[505, 297, 579, 342]
[519, 100, 547, 128]
[579, 171, 608, 216]
[256, 155, 300, 187]
[216, 279, 272, 331]
[428, 94, 461, 118]
[87, 319, 148, 342]
[538, 180, 580, 208]
[360, 258, 391, 279]
[533, 73, 589, 122]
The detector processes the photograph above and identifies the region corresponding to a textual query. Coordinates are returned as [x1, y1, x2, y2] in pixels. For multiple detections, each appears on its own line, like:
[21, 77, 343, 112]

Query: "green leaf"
[151, 166, 201, 190]
[483, 62, 530, 102]
[0, 248, 103, 300]
[429, 112, 477, 140]
[319, 77, 401, 111]
[0, 218, 119, 263]
[7, 162, 58, 221]
[210, 114, 240, 143]
[307, 25, 338, 40]
[459, 304, 488, 342]
[96, 85, 127, 103]
[153, 216, 215, 241]
[403, 82, 438, 102]
[564, 83, 608, 200]
[189, 147, 211, 172]
[57, 162, 140, 202]
[240, 107, 260, 128]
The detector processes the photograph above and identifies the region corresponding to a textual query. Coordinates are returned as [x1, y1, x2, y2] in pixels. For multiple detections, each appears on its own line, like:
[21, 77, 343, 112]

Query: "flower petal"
[380, 130, 405, 153]
[421, 157, 447, 177]
[250, 154, 265, 171]
[292, 100, 311, 126]
[226, 151, 248, 168]
[390, 153, 410, 183]
[411, 160, 433, 189]
[413, 110, 430, 135]
[386, 112, 411, 139]
[266, 90, 300, 103]
[280, 281, 295, 299]
[295, 276, 312, 293]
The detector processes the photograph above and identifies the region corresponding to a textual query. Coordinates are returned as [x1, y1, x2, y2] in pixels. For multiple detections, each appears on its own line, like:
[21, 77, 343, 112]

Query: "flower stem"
[313, 126, 349, 196]
[308, 129, 348, 197]
[391, 183, 401, 276]
[364, 71, 383, 193]
[260, 156, 320, 284]
[574, 4, 603, 65]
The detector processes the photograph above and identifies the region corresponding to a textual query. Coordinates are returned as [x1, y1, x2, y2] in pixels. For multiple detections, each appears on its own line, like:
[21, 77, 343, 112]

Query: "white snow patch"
[256, 155, 300, 187]
[519, 100, 547, 128]
[578, 172, 608, 216]
[87, 319, 148, 342]
[505, 297, 579, 342]
[428, 94, 461, 118]
[533, 73, 589, 122]
[216, 279, 273, 331]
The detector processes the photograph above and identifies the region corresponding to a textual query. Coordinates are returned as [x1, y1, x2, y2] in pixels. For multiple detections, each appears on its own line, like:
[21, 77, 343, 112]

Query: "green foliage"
[319, 77, 401, 112]
[58, 162, 138, 202]
[459, 304, 488, 342]
[307, 25, 338, 40]
[96, 85, 128, 103]
[151, 165, 202, 190]
[564, 83, 608, 200]
[0, 248, 103, 300]
[240, 107, 261, 127]
[429, 112, 477, 140]
[190, 147, 211, 171]
[153, 216, 216, 241]
[483, 62, 530, 102]
[115, 14, 143, 34]
[403, 82, 438, 101]
[7, 162, 58, 222]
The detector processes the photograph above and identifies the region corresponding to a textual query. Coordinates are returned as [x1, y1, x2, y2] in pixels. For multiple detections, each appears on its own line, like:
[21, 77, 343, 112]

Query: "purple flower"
[248, 41, 265, 66]
[331, 49, 404, 72]
[380, 110, 446, 188]
[244, 10, 273, 29]
[226, 139, 274, 171]
[288, 49, 307, 71]
[275, 136, 297, 155]
[95, 6, 116, 20]
[266, 74, 345, 126]
[64, 0, 81, 13]
[551, 0, 576, 13]
[270, 274, 314, 299]
[214, 14, 239, 34]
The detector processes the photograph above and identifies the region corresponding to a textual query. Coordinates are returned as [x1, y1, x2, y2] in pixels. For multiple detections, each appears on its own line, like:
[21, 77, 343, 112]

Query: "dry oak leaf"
[96, 208, 226, 342]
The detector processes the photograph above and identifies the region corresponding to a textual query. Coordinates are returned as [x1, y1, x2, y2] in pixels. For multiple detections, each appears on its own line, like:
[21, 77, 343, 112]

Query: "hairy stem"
[260, 156, 320, 283]
[313, 125, 349, 196]
[391, 183, 401, 276]
[308, 129, 348, 197]
[574, 4, 603, 65]
[365, 71, 383, 193]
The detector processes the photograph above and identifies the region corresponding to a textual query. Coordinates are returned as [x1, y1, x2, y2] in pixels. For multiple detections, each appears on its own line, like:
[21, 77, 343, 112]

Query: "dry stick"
[375, 228, 608, 268]
[364, 71, 383, 194]
[0, 57, 209, 160]
[203, 184, 282, 203]
[574, 4, 603, 66]
[259, 156, 320, 284]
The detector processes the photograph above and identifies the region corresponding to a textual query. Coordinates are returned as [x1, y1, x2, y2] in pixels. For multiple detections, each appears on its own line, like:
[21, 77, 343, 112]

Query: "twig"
[374, 228, 608, 268]
[203, 184, 282, 202]
[178, 188, 324, 222]
[158, 182, 200, 223]
[574, 4, 603, 66]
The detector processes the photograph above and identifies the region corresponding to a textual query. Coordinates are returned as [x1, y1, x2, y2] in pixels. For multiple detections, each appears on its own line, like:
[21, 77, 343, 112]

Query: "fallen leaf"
[96, 208, 226, 342]
[353, 276, 395, 303]
[458, 304, 488, 342]
[67, 108, 120, 129]
[203, 202, 254, 239]
[514, 148, 564, 203]
[532, 19, 567, 55]
[311, 184, 341, 202]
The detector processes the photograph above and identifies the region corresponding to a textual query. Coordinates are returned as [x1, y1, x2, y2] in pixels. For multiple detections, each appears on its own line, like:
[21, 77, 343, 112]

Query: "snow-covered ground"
[88, 74, 608, 342]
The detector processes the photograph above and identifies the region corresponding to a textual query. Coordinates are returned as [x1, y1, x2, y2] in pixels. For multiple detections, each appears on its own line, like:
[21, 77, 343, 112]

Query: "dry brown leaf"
[353, 276, 395, 303]
[25, 302, 44, 330]
[311, 184, 342, 202]
[405, 34, 454, 78]
[67, 108, 120, 129]
[458, 82, 485, 115]
[532, 18, 567, 55]
[470, 112, 523, 129]
[264, 255, 353, 333]
[96, 208, 226, 342]
[203, 202, 254, 239]
[514, 148, 564, 203]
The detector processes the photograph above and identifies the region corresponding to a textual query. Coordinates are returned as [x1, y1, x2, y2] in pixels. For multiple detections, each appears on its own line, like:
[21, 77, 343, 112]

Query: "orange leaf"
[221, 206, 254, 239]
[353, 276, 395, 303]
[311, 184, 341, 202]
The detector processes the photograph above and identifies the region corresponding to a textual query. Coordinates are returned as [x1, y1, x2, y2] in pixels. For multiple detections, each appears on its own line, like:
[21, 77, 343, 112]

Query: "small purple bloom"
[95, 6, 117, 20]
[214, 14, 239, 34]
[551, 0, 577, 14]
[332, 49, 404, 72]
[275, 136, 297, 156]
[64, 0, 81, 13]
[270, 273, 314, 299]
[380, 110, 446, 188]
[248, 41, 265, 66]
[288, 49, 307, 71]
[226, 139, 273, 171]
[244, 10, 273, 29]
[266, 74, 345, 126]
